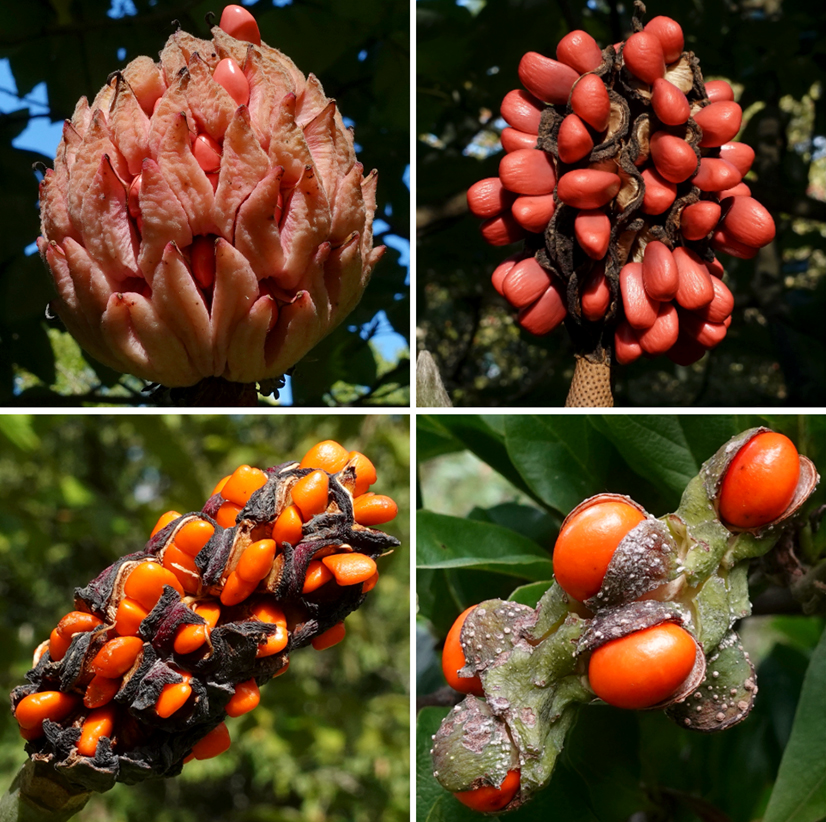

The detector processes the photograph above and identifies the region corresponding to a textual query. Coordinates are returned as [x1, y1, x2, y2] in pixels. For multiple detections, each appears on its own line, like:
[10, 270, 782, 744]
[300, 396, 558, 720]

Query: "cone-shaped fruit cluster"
[11, 440, 399, 791]
[38, 5, 383, 387]
[433, 429, 818, 813]
[467, 3, 774, 366]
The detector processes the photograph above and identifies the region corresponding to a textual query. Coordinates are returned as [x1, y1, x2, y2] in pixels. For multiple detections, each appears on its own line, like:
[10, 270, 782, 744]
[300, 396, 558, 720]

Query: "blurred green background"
[417, 0, 826, 406]
[0, 414, 410, 821]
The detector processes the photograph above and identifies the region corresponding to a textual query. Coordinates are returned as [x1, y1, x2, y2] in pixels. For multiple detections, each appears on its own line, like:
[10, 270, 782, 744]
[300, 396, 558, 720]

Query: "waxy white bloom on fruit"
[38, 5, 383, 387]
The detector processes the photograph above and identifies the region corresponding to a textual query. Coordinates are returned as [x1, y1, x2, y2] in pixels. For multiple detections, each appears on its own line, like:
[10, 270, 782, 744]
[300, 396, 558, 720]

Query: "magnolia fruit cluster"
[38, 5, 382, 387]
[467, 8, 775, 366]
[11, 440, 399, 790]
[432, 429, 818, 813]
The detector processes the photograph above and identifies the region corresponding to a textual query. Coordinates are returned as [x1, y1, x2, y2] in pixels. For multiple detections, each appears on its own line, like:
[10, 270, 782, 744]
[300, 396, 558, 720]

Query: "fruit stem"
[0, 761, 91, 822]
[564, 352, 613, 407]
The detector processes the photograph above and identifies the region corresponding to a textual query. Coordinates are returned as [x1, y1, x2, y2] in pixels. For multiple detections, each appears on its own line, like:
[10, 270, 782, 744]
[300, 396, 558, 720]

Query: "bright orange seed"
[353, 494, 398, 526]
[77, 705, 116, 757]
[49, 628, 71, 662]
[216, 501, 242, 529]
[190, 722, 230, 761]
[151, 510, 181, 538]
[272, 504, 303, 547]
[57, 611, 103, 638]
[441, 606, 484, 696]
[312, 622, 346, 651]
[220, 571, 257, 606]
[173, 624, 208, 655]
[92, 636, 144, 677]
[84, 674, 121, 709]
[299, 440, 349, 473]
[251, 602, 288, 657]
[236, 539, 276, 583]
[221, 465, 268, 507]
[302, 560, 334, 594]
[210, 475, 231, 497]
[226, 678, 260, 717]
[362, 571, 379, 593]
[291, 471, 330, 521]
[16, 691, 79, 730]
[174, 519, 215, 557]
[163, 544, 201, 593]
[156, 674, 192, 718]
[194, 601, 222, 628]
[348, 451, 377, 496]
[322, 553, 377, 586]
[114, 598, 149, 637]
[124, 560, 185, 611]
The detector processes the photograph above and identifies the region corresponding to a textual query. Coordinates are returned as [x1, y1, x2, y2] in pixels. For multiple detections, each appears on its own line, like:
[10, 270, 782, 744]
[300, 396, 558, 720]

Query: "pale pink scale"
[40, 169, 80, 246]
[234, 166, 286, 280]
[108, 76, 151, 177]
[267, 93, 315, 189]
[329, 163, 367, 245]
[184, 54, 238, 143]
[225, 295, 277, 383]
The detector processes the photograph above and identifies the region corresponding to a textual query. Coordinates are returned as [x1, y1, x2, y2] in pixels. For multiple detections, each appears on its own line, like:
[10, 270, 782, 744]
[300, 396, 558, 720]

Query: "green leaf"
[433, 415, 546, 507]
[503, 416, 611, 516]
[0, 416, 39, 451]
[762, 627, 826, 822]
[417, 416, 463, 462]
[508, 581, 553, 608]
[468, 502, 560, 548]
[417, 511, 553, 578]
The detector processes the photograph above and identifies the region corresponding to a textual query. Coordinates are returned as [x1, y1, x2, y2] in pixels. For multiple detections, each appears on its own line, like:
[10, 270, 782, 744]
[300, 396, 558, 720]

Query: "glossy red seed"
[620, 262, 659, 329]
[571, 74, 611, 132]
[614, 321, 643, 364]
[502, 258, 551, 309]
[219, 5, 261, 45]
[193, 133, 222, 173]
[574, 209, 611, 260]
[517, 282, 567, 335]
[640, 167, 677, 215]
[213, 58, 250, 107]
[500, 128, 538, 153]
[518, 52, 580, 105]
[644, 16, 684, 63]
[680, 201, 722, 241]
[500, 89, 544, 133]
[705, 80, 735, 103]
[499, 149, 556, 196]
[191, 236, 217, 289]
[510, 194, 555, 233]
[467, 178, 515, 219]
[556, 30, 603, 74]
[642, 240, 679, 301]
[651, 79, 689, 126]
[623, 32, 665, 85]
[557, 114, 594, 164]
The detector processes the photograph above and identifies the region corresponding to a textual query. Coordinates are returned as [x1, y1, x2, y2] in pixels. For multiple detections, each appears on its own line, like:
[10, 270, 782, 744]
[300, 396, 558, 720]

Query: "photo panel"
[416, 413, 825, 820]
[0, 413, 410, 820]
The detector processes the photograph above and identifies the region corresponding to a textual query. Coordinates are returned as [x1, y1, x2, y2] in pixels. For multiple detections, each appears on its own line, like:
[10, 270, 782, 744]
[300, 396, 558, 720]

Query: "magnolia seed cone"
[38, 15, 384, 387]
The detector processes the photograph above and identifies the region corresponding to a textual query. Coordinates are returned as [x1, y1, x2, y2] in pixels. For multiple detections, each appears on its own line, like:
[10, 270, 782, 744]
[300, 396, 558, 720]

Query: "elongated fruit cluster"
[11, 440, 398, 791]
[433, 428, 818, 813]
[38, 5, 383, 387]
[467, 6, 774, 366]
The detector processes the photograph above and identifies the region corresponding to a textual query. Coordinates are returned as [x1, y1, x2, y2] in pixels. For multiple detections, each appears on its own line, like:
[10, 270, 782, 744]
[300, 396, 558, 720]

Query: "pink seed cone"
[38, 12, 384, 388]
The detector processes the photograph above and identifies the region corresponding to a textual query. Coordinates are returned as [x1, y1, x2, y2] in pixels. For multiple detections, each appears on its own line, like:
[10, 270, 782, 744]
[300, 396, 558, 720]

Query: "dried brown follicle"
[11, 453, 399, 792]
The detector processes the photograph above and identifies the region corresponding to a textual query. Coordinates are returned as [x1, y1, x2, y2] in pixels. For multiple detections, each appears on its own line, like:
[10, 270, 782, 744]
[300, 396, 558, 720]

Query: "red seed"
[292, 470, 330, 521]
[571, 74, 611, 132]
[557, 169, 621, 209]
[694, 101, 743, 148]
[651, 79, 689, 126]
[510, 194, 555, 233]
[114, 598, 150, 636]
[491, 254, 522, 296]
[673, 247, 714, 309]
[173, 623, 208, 655]
[303, 559, 334, 594]
[322, 553, 378, 587]
[649, 132, 698, 183]
[84, 675, 120, 709]
[719, 142, 755, 177]
[219, 4, 261, 45]
[467, 178, 515, 219]
[92, 637, 144, 678]
[556, 30, 603, 74]
[638, 302, 680, 355]
[151, 510, 181, 537]
[353, 494, 398, 526]
[644, 16, 684, 63]
[222, 465, 268, 507]
[220, 571, 257, 606]
[557, 114, 594, 164]
[124, 560, 185, 611]
[680, 311, 728, 348]
[16, 692, 78, 731]
[156, 674, 192, 718]
[193, 133, 222, 173]
[640, 167, 677, 215]
[680, 201, 722, 241]
[696, 276, 734, 324]
[481, 213, 528, 246]
[517, 281, 567, 335]
[190, 722, 231, 760]
[622, 32, 665, 85]
[620, 262, 659, 329]
[614, 321, 643, 365]
[720, 196, 776, 248]
[215, 502, 243, 530]
[692, 158, 741, 192]
[502, 258, 551, 309]
[500, 89, 544, 133]
[518, 52, 580, 105]
[500, 128, 538, 153]
[705, 80, 735, 103]
[499, 149, 556, 196]
[213, 58, 249, 107]
[717, 182, 751, 200]
[711, 228, 759, 260]
[272, 504, 304, 547]
[574, 209, 611, 260]
[191, 236, 217, 289]
[642, 240, 679, 301]
[581, 264, 610, 321]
